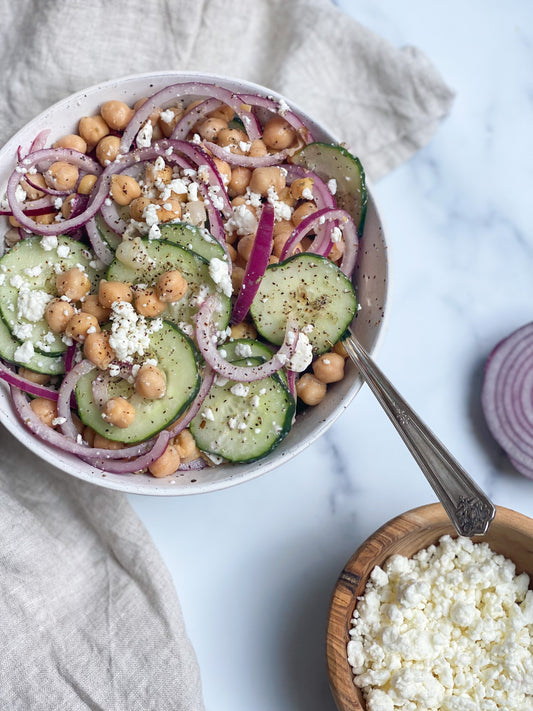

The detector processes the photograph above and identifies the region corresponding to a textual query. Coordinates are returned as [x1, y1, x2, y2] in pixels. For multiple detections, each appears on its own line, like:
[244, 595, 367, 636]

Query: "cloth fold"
[0, 0, 454, 708]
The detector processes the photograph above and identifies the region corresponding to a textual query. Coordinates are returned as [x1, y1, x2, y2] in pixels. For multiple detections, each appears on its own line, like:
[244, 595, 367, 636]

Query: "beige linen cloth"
[0, 1, 454, 708]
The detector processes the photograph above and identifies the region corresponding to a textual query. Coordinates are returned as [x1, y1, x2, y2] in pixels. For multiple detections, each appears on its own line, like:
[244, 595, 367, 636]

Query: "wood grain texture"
[326, 503, 533, 711]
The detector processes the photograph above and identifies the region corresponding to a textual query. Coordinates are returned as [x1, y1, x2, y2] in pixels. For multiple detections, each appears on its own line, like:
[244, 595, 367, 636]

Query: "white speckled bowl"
[0, 71, 389, 495]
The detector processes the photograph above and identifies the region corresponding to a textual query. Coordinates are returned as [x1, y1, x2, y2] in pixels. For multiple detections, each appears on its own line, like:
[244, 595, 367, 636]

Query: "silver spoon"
[342, 330, 495, 536]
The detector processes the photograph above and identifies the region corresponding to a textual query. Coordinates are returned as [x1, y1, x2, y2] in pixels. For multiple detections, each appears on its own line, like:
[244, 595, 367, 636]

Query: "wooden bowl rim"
[325, 502, 533, 711]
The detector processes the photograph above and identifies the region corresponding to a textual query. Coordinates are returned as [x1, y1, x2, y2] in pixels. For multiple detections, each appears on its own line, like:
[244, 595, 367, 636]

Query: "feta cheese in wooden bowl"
[0, 72, 389, 495]
[326, 503, 533, 711]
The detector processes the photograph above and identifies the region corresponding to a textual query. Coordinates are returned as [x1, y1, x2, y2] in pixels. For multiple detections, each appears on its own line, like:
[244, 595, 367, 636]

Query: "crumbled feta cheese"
[40, 235, 58, 251]
[202, 408, 215, 421]
[136, 120, 153, 148]
[52, 416, 67, 427]
[14, 340, 35, 364]
[160, 109, 175, 124]
[266, 186, 292, 221]
[230, 383, 249, 397]
[108, 301, 159, 362]
[12, 322, 33, 340]
[287, 332, 313, 372]
[327, 178, 337, 195]
[331, 226, 343, 243]
[17, 288, 52, 322]
[56, 244, 70, 258]
[143, 202, 160, 227]
[15, 184, 27, 203]
[209, 257, 232, 297]
[348, 535, 533, 710]
[234, 342, 253, 358]
[226, 203, 258, 236]
[24, 265, 42, 277]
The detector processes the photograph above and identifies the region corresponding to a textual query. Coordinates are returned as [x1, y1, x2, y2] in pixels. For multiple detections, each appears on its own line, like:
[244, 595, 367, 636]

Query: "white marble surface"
[128, 2, 533, 709]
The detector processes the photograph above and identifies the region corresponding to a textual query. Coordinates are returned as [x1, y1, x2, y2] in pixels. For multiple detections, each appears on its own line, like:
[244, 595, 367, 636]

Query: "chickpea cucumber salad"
[0, 80, 367, 477]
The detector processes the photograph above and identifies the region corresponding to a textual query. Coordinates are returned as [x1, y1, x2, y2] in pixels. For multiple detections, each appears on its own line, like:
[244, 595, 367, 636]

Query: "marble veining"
[128, 2, 533, 710]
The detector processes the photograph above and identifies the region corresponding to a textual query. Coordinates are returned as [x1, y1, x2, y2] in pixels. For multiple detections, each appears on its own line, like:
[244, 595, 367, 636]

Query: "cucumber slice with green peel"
[249, 253, 357, 355]
[159, 222, 226, 262]
[75, 320, 200, 444]
[95, 213, 120, 251]
[291, 142, 368, 235]
[0, 316, 65, 375]
[190, 357, 295, 462]
[0, 235, 100, 356]
[107, 238, 231, 333]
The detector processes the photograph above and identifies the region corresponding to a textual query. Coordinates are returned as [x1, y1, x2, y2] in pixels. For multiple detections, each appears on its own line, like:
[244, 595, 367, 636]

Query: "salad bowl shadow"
[0, 71, 389, 495]
[326, 503, 533, 711]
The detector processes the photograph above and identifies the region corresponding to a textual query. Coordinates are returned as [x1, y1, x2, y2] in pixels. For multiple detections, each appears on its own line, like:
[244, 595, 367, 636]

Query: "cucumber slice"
[0, 316, 64, 375]
[249, 253, 357, 355]
[107, 238, 231, 333]
[159, 222, 226, 262]
[75, 320, 200, 444]
[291, 142, 368, 235]
[0, 235, 100, 356]
[95, 213, 120, 251]
[190, 357, 295, 462]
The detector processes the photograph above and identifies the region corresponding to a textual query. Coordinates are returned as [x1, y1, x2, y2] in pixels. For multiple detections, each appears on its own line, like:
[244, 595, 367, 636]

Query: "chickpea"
[110, 174, 142, 206]
[290, 177, 314, 201]
[145, 162, 173, 184]
[328, 240, 344, 262]
[56, 267, 91, 301]
[95, 135, 121, 166]
[248, 139, 268, 157]
[100, 100, 134, 131]
[34, 212, 58, 225]
[174, 429, 200, 463]
[60, 193, 78, 219]
[273, 231, 293, 259]
[83, 332, 115, 370]
[231, 266, 245, 293]
[30, 398, 59, 427]
[102, 397, 135, 429]
[262, 116, 296, 150]
[21, 173, 47, 200]
[277, 186, 296, 208]
[78, 115, 110, 148]
[226, 243, 238, 263]
[237, 234, 255, 262]
[156, 270, 188, 303]
[269, 255, 279, 265]
[135, 363, 166, 399]
[18, 368, 50, 385]
[78, 174, 98, 195]
[133, 288, 167, 317]
[217, 127, 248, 152]
[296, 373, 327, 406]
[8, 216, 20, 228]
[197, 117, 228, 142]
[53, 134, 87, 153]
[83, 426, 96, 447]
[273, 219, 293, 239]
[98, 280, 132, 309]
[65, 312, 100, 342]
[208, 104, 235, 122]
[93, 433, 123, 450]
[45, 298, 75, 333]
[333, 340, 349, 359]
[213, 158, 231, 185]
[148, 444, 181, 478]
[312, 352, 345, 383]
[155, 197, 182, 222]
[228, 167, 252, 198]
[80, 294, 111, 323]
[249, 166, 286, 196]
[129, 196, 151, 221]
[4, 227, 22, 247]
[158, 106, 184, 137]
[45, 161, 79, 191]
[230, 322, 257, 340]
[291, 201, 318, 227]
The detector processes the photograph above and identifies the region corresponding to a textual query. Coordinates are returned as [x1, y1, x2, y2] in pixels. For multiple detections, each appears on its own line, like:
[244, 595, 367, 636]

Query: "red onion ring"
[10, 385, 156, 460]
[90, 430, 172, 474]
[0, 360, 59, 400]
[203, 140, 292, 168]
[196, 295, 299, 382]
[120, 82, 262, 154]
[171, 97, 223, 140]
[231, 203, 274, 324]
[481, 322, 533, 478]
[62, 343, 77, 373]
[237, 92, 314, 143]
[57, 359, 95, 440]
[85, 216, 115, 265]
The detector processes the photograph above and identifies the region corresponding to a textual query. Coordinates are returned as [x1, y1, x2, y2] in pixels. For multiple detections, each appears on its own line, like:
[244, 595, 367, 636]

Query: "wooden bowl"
[326, 503, 533, 711]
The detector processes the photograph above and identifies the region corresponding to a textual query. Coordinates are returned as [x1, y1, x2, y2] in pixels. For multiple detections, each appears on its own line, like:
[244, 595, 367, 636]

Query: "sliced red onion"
[279, 206, 358, 277]
[481, 323, 533, 478]
[284, 164, 337, 209]
[203, 140, 291, 168]
[286, 369, 297, 399]
[120, 82, 262, 154]
[0, 360, 59, 400]
[90, 430, 172, 474]
[171, 97, 223, 139]
[23, 174, 70, 197]
[29, 129, 51, 154]
[63, 343, 77, 373]
[85, 217, 114, 265]
[57, 359, 95, 440]
[196, 295, 298, 382]
[237, 92, 314, 143]
[231, 203, 274, 323]
[10, 385, 155, 460]
[7, 149, 105, 235]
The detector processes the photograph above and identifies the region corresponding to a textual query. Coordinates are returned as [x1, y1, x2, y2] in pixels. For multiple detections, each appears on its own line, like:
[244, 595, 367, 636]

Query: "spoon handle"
[343, 332, 495, 536]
